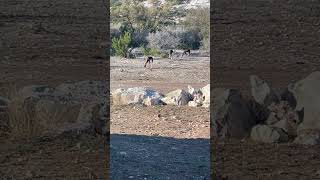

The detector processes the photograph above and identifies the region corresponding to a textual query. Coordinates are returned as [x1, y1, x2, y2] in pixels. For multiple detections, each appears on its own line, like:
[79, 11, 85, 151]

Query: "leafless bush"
[147, 30, 180, 50]
[147, 28, 202, 50]
[177, 30, 201, 49]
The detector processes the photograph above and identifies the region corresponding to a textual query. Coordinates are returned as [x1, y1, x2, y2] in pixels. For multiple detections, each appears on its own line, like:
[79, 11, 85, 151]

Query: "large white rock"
[143, 96, 163, 106]
[288, 71, 320, 131]
[188, 101, 201, 107]
[112, 87, 163, 106]
[211, 88, 230, 138]
[250, 75, 279, 106]
[200, 84, 210, 107]
[251, 125, 289, 143]
[188, 85, 196, 96]
[212, 88, 259, 138]
[187, 85, 205, 106]
[250, 75, 270, 105]
[161, 89, 192, 106]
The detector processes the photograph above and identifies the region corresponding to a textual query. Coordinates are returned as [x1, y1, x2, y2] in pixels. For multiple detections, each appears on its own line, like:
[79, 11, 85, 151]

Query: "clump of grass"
[1, 83, 43, 139]
[7, 95, 43, 139]
[3, 84, 63, 139]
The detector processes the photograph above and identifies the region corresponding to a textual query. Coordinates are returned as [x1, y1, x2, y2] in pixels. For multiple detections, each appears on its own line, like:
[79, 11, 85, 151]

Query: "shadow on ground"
[110, 134, 210, 180]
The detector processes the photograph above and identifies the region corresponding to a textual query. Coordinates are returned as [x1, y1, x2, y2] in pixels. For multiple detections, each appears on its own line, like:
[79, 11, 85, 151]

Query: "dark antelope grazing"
[144, 56, 154, 69]
[169, 49, 174, 59]
[181, 49, 191, 57]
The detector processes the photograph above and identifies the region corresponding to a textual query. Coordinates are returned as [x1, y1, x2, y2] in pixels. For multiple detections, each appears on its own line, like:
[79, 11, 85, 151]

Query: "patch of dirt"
[212, 0, 320, 93]
[212, 0, 320, 178]
[110, 55, 210, 178]
[110, 56, 210, 93]
[0, 0, 108, 179]
[0, 134, 108, 179]
[212, 138, 320, 179]
[111, 105, 210, 139]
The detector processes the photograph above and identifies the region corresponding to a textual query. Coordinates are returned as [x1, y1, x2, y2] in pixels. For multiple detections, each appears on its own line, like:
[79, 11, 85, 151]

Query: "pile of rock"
[111, 84, 210, 108]
[212, 71, 320, 145]
[1, 80, 108, 137]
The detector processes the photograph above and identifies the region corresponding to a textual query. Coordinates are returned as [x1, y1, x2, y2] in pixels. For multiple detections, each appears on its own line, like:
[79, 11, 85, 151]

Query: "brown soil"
[212, 0, 320, 179]
[110, 56, 210, 93]
[111, 105, 209, 139]
[0, 0, 108, 179]
[110, 56, 210, 178]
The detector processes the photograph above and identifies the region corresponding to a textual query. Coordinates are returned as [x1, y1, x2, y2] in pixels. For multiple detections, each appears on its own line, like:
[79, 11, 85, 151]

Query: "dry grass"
[7, 95, 43, 139]
[2, 84, 79, 139]
[0, 83, 43, 138]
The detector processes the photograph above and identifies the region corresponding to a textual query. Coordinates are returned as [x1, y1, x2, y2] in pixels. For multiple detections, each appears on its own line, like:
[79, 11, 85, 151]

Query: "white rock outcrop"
[112, 87, 163, 106]
[161, 89, 192, 106]
[251, 125, 288, 143]
[288, 71, 320, 132]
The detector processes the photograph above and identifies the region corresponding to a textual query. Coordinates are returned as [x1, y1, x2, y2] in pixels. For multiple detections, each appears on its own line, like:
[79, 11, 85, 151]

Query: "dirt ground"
[110, 55, 210, 179]
[110, 56, 210, 93]
[111, 105, 209, 139]
[0, 0, 109, 179]
[212, 0, 320, 179]
[0, 0, 211, 178]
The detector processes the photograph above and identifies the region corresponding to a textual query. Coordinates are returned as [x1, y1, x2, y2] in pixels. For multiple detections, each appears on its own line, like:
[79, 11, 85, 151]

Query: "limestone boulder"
[112, 87, 163, 106]
[200, 84, 210, 107]
[212, 88, 260, 139]
[250, 75, 279, 106]
[188, 101, 201, 107]
[288, 71, 320, 131]
[161, 89, 192, 106]
[188, 85, 196, 96]
[251, 125, 289, 143]
[187, 84, 210, 107]
[143, 97, 163, 106]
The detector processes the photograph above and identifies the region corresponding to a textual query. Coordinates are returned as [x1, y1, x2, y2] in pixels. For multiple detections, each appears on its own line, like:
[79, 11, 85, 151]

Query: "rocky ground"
[0, 0, 108, 179]
[212, 0, 320, 179]
[0, 0, 211, 177]
[110, 56, 209, 93]
[111, 105, 209, 139]
[110, 55, 210, 179]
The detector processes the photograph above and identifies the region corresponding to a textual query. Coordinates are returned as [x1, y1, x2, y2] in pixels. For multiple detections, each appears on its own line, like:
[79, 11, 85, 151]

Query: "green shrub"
[160, 53, 169, 58]
[111, 31, 132, 57]
[141, 45, 158, 56]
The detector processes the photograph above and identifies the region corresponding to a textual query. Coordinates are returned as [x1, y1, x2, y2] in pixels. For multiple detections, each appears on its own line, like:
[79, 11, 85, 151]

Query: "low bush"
[141, 45, 159, 56]
[147, 28, 202, 50]
[111, 31, 132, 58]
[147, 30, 180, 50]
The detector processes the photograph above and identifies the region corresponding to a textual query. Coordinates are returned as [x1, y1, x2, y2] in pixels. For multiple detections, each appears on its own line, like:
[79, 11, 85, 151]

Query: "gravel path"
[110, 134, 210, 180]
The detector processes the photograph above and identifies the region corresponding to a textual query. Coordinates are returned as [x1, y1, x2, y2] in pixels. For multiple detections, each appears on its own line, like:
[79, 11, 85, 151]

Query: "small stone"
[251, 125, 289, 143]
